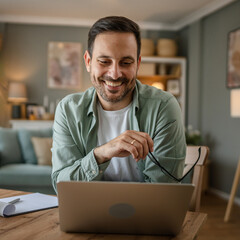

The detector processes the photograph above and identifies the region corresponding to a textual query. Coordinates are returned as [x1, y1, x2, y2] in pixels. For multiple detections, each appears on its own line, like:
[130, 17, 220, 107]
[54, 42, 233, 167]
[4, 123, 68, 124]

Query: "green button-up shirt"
[52, 80, 186, 192]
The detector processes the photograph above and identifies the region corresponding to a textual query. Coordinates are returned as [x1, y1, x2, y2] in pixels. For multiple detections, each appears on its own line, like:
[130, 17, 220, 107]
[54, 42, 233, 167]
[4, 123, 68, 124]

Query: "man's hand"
[94, 130, 154, 164]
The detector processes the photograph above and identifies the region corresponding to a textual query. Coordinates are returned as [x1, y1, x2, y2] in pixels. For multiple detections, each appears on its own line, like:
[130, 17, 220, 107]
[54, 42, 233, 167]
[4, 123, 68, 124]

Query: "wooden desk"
[0, 189, 207, 240]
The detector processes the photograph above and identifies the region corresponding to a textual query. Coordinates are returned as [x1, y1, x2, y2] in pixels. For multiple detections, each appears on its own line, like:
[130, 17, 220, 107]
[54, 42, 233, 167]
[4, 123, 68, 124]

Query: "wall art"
[48, 42, 82, 89]
[227, 27, 240, 88]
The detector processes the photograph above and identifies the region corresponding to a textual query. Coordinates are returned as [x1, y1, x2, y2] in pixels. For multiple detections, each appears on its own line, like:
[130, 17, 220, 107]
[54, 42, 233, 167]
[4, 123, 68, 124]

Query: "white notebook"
[0, 192, 58, 217]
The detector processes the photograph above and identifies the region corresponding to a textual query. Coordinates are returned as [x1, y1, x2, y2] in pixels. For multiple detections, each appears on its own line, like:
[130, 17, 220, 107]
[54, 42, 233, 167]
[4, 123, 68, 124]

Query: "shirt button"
[99, 170, 103, 174]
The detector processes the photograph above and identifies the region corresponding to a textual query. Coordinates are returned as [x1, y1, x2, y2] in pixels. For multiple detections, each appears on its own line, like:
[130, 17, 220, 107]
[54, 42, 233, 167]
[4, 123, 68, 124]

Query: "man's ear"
[84, 50, 91, 72]
[137, 56, 141, 71]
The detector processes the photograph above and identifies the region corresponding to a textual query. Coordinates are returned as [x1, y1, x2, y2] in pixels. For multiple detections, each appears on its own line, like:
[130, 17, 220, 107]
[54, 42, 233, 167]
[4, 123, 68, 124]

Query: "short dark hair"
[88, 16, 141, 59]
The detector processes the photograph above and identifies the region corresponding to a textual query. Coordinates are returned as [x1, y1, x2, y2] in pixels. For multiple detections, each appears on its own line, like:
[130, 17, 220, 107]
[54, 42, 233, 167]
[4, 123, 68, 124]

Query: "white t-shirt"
[97, 102, 142, 182]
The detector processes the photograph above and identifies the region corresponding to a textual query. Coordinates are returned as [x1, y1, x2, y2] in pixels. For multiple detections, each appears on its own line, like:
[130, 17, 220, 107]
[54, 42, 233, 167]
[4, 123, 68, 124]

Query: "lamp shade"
[231, 89, 240, 117]
[8, 82, 27, 103]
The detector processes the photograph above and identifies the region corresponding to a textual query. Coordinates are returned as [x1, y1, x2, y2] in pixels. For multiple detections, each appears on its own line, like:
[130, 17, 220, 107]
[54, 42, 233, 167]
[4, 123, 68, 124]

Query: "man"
[51, 16, 186, 192]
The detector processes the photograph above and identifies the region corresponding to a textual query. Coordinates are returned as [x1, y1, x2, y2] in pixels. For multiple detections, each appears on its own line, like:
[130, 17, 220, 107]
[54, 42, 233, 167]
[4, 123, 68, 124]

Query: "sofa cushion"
[0, 128, 22, 166]
[18, 128, 52, 164]
[31, 137, 53, 166]
[0, 164, 52, 187]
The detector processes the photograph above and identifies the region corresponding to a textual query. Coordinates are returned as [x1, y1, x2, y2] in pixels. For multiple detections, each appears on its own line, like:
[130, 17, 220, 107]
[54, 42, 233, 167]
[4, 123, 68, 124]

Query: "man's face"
[84, 32, 141, 110]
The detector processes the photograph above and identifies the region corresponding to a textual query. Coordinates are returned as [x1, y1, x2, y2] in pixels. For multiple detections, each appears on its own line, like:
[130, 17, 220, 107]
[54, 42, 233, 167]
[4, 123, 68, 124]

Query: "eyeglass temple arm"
[148, 151, 181, 182]
[148, 147, 202, 182]
[179, 147, 201, 181]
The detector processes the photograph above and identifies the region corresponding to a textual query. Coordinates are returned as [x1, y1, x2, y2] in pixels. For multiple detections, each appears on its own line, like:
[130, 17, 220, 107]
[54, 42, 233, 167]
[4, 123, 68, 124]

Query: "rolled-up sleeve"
[51, 101, 109, 193]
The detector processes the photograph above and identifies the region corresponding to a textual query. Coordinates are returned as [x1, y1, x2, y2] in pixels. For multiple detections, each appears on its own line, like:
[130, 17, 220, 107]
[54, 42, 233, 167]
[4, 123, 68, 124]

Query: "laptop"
[57, 181, 194, 236]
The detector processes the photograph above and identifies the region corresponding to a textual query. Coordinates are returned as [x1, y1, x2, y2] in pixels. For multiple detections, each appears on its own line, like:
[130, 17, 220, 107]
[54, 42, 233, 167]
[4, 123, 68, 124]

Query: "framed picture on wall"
[48, 42, 82, 89]
[227, 27, 240, 88]
[26, 104, 45, 119]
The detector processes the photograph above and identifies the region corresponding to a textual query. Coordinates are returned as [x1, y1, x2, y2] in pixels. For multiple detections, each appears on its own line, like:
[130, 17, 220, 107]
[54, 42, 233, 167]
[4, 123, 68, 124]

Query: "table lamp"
[8, 82, 28, 119]
[231, 89, 240, 117]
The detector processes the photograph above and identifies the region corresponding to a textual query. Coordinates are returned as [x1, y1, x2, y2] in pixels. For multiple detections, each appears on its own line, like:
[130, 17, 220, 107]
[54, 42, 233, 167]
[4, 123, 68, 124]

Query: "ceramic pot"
[141, 38, 155, 56]
[157, 39, 177, 57]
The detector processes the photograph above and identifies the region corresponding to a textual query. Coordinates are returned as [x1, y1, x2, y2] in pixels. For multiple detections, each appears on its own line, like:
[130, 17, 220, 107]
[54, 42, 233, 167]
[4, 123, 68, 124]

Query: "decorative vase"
[141, 38, 155, 56]
[157, 39, 177, 57]
[42, 113, 54, 120]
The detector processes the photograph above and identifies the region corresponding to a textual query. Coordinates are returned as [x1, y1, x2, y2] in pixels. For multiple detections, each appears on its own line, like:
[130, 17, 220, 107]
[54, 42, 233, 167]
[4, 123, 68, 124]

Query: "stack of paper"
[0, 193, 58, 217]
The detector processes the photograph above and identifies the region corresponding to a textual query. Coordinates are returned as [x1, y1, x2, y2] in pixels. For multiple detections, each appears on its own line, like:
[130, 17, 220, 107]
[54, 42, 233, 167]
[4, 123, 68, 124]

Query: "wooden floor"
[198, 192, 240, 240]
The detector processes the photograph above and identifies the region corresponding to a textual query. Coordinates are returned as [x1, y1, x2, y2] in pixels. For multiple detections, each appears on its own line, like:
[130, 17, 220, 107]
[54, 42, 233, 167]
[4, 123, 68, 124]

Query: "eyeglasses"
[147, 147, 201, 183]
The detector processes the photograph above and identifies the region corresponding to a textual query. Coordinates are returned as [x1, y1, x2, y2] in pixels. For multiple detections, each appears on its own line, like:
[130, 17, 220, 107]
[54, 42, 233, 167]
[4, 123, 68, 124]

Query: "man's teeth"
[105, 81, 122, 87]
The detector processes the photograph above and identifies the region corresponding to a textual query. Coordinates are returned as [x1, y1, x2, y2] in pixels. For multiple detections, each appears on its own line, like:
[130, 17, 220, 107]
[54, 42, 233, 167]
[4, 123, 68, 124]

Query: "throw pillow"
[0, 128, 23, 166]
[18, 128, 53, 164]
[31, 137, 53, 166]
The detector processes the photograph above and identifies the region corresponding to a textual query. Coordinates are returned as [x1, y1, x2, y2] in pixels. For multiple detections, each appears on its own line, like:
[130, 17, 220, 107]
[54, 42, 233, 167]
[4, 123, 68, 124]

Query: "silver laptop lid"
[57, 181, 194, 236]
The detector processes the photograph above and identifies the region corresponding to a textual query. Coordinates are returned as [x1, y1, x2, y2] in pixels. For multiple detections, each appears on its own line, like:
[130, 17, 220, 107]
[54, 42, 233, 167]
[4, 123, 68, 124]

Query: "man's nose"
[108, 63, 122, 80]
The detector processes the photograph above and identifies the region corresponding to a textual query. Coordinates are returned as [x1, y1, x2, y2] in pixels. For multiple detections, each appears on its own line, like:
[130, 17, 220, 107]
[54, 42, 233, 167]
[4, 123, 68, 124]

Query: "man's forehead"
[92, 32, 138, 58]
[95, 31, 135, 39]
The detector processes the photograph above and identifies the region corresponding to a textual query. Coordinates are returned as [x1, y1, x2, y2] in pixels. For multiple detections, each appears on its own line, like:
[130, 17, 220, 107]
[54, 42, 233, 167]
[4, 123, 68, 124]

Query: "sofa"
[0, 127, 55, 195]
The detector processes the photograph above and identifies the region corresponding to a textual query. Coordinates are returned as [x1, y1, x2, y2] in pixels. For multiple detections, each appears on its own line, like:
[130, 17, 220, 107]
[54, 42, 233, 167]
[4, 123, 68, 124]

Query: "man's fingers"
[95, 130, 154, 164]
[129, 139, 143, 160]
[119, 139, 139, 160]
[137, 132, 154, 152]
[126, 131, 154, 156]
[121, 131, 153, 160]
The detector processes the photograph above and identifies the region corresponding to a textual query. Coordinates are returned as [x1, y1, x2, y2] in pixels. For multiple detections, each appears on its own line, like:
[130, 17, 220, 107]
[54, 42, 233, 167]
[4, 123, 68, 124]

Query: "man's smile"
[98, 77, 129, 91]
[104, 80, 123, 87]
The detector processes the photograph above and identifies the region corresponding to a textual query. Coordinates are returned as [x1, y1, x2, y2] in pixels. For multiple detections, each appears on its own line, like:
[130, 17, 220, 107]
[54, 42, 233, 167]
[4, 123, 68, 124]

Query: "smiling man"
[51, 16, 186, 192]
[85, 32, 137, 109]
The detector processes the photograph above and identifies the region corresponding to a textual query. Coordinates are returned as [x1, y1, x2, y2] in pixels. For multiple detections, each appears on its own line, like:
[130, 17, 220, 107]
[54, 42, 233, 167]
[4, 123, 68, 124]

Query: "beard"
[91, 74, 136, 103]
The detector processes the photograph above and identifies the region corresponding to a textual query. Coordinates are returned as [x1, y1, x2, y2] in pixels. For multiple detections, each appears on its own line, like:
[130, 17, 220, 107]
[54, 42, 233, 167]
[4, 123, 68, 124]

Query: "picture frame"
[26, 103, 37, 119]
[48, 42, 82, 89]
[227, 27, 240, 88]
[26, 104, 45, 120]
[167, 79, 180, 96]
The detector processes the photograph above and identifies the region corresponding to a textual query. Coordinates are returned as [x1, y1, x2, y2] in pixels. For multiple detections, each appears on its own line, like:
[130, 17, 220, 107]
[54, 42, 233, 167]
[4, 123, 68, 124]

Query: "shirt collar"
[132, 80, 140, 112]
[87, 88, 98, 117]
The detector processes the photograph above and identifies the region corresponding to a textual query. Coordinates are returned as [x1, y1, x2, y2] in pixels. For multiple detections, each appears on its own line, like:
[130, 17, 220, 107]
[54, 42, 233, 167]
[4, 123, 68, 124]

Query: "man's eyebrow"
[121, 56, 135, 61]
[97, 55, 135, 61]
[97, 55, 111, 59]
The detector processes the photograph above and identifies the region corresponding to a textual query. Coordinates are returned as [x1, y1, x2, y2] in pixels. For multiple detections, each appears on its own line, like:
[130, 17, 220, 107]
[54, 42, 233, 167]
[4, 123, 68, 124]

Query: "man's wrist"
[94, 146, 110, 164]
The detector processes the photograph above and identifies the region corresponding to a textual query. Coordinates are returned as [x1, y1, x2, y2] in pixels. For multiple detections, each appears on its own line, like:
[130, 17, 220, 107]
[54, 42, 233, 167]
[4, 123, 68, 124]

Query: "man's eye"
[121, 61, 132, 66]
[98, 60, 110, 65]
